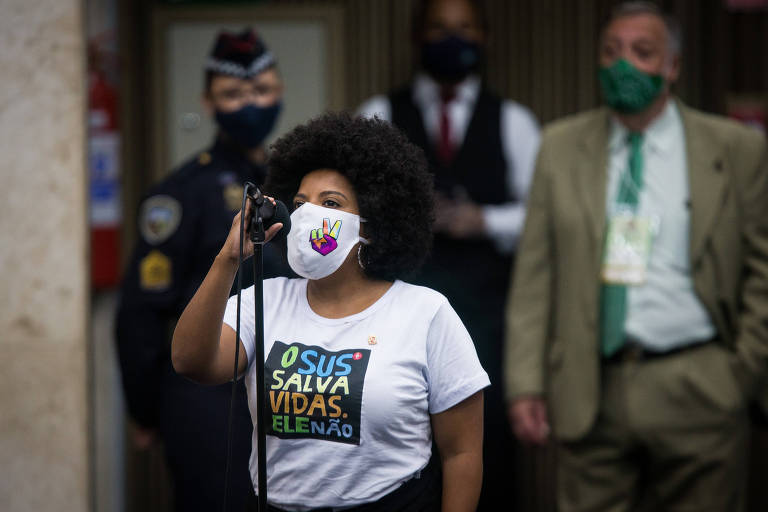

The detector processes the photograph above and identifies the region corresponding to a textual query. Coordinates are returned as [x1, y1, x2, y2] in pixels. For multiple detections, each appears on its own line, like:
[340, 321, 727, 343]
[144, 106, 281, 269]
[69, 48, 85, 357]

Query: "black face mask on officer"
[421, 34, 482, 83]
[215, 101, 282, 149]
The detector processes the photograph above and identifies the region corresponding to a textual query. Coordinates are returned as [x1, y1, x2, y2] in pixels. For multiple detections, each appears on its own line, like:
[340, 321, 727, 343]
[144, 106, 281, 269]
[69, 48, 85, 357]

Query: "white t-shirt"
[223, 277, 489, 510]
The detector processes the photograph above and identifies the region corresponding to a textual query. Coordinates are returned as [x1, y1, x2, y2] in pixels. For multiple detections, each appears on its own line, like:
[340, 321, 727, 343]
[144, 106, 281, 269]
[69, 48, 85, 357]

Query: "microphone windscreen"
[266, 200, 291, 242]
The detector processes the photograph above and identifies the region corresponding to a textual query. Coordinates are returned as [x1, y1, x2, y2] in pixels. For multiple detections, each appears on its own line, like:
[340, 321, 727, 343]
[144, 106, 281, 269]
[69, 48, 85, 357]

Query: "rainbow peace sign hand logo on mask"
[287, 204, 363, 279]
[310, 218, 341, 255]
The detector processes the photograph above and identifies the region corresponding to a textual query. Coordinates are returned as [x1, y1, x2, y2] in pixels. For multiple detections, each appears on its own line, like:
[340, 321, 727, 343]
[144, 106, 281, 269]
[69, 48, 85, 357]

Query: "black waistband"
[603, 339, 712, 364]
[261, 454, 441, 512]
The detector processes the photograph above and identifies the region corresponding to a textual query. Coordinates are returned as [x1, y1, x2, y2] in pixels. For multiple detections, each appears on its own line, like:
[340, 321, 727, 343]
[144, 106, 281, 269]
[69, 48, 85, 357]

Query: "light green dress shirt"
[605, 100, 716, 351]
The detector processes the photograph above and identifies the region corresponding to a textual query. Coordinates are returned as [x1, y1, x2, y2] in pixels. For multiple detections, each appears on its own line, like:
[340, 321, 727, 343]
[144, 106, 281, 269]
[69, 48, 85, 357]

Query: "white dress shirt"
[357, 73, 540, 253]
[605, 100, 716, 351]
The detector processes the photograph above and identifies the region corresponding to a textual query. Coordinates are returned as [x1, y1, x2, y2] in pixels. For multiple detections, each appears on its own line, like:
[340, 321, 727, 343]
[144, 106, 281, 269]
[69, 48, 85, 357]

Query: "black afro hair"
[265, 112, 434, 282]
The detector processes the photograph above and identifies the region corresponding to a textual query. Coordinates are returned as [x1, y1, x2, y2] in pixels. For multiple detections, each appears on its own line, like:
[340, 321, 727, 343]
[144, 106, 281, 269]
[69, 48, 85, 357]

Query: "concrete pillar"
[0, 1, 90, 511]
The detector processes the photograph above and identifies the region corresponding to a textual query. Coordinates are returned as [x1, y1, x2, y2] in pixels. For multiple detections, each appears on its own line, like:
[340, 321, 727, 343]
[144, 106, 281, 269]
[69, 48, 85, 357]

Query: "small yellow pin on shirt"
[368, 335, 377, 345]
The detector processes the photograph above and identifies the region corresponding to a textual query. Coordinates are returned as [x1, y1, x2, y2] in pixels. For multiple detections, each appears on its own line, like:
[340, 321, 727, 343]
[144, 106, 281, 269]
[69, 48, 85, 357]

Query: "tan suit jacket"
[504, 100, 768, 441]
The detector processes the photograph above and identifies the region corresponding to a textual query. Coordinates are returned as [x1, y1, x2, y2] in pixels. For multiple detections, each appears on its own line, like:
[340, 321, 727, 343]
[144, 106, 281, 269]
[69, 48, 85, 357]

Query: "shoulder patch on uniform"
[139, 250, 172, 291]
[198, 151, 212, 165]
[139, 195, 182, 245]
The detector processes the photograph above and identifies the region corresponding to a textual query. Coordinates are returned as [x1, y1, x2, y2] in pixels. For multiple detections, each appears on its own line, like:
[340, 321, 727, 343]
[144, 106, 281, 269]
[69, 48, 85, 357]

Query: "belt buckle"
[623, 343, 645, 363]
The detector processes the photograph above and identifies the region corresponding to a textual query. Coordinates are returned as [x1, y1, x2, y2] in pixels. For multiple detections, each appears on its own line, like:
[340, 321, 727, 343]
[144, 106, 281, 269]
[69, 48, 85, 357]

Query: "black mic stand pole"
[249, 199, 268, 512]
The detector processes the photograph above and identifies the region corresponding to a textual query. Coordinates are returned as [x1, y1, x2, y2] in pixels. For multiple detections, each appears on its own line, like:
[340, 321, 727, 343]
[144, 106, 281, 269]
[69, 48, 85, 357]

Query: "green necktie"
[600, 132, 644, 357]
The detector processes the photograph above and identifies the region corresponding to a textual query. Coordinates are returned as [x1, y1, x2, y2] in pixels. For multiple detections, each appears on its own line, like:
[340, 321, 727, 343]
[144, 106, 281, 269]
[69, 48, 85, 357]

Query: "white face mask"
[286, 202, 367, 280]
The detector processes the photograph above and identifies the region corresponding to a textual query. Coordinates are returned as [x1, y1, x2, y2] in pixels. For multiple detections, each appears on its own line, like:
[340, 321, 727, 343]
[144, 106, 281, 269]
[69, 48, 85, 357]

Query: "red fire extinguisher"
[89, 56, 122, 289]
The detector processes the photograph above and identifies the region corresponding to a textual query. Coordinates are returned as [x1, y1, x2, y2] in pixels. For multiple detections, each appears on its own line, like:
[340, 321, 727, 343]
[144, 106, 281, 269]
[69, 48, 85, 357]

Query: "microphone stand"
[248, 191, 269, 512]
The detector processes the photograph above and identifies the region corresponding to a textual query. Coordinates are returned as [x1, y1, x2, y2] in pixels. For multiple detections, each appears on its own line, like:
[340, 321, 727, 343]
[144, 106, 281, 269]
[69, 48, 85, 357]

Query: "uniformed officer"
[116, 29, 289, 511]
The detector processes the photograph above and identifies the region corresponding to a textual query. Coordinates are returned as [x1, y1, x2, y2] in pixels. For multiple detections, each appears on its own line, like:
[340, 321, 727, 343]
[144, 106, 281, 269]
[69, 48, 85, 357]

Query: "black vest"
[389, 85, 515, 335]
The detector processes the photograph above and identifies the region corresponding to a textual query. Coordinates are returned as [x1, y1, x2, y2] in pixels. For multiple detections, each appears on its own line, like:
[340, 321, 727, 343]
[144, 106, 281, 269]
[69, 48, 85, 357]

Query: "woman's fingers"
[222, 195, 281, 261]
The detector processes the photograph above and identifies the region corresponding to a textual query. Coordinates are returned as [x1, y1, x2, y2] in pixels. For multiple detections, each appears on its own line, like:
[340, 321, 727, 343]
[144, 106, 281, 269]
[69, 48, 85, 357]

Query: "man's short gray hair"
[606, 1, 683, 55]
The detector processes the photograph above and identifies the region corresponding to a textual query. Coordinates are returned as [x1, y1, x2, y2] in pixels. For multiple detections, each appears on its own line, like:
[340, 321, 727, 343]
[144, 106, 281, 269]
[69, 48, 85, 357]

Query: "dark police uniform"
[116, 136, 290, 511]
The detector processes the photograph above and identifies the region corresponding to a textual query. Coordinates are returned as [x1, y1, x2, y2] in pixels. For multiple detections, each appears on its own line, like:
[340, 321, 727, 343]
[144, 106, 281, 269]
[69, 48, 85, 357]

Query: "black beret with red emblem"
[205, 28, 276, 78]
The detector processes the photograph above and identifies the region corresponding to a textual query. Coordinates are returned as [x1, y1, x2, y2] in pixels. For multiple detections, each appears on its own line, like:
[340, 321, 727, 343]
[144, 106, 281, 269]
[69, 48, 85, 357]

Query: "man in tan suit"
[505, 2, 768, 511]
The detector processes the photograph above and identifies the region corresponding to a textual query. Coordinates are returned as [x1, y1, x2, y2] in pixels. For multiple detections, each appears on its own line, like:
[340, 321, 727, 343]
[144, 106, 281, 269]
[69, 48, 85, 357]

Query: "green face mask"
[598, 58, 664, 114]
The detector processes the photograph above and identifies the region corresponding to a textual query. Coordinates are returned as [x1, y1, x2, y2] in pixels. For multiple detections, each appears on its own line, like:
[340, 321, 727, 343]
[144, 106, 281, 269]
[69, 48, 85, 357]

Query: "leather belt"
[603, 339, 711, 364]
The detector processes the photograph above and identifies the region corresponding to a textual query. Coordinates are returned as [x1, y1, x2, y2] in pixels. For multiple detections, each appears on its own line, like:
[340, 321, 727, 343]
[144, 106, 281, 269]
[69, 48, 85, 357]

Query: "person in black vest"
[357, 0, 539, 508]
[116, 29, 291, 511]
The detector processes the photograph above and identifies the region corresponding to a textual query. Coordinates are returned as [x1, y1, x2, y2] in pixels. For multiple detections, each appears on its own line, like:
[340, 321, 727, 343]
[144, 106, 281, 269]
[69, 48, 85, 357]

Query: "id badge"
[601, 209, 658, 285]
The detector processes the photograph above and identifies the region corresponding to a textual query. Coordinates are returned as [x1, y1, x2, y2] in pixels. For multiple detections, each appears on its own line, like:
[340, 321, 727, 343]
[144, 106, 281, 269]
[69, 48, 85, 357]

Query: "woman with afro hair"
[172, 112, 488, 511]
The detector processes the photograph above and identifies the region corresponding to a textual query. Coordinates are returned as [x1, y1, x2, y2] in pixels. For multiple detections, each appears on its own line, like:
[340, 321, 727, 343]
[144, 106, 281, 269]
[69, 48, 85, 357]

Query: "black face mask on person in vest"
[421, 35, 482, 83]
[215, 102, 282, 149]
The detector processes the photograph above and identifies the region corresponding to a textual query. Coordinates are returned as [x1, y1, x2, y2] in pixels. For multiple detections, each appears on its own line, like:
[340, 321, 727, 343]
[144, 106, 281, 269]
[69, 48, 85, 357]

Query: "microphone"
[265, 200, 291, 243]
[244, 183, 291, 242]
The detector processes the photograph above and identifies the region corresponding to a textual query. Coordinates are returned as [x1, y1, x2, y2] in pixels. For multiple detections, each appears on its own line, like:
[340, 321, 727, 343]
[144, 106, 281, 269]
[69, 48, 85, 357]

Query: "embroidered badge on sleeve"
[139, 250, 172, 290]
[139, 195, 182, 245]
